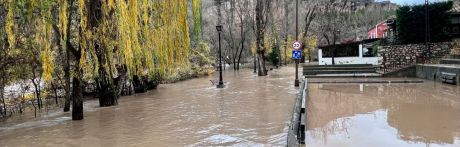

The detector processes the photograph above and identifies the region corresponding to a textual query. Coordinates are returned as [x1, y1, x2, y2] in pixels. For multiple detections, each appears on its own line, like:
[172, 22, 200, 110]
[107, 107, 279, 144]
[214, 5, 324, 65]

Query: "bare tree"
[255, 0, 271, 76]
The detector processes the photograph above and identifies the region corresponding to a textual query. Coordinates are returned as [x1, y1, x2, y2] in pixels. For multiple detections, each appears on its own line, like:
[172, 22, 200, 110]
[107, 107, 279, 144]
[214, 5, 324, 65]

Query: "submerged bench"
[441, 72, 457, 85]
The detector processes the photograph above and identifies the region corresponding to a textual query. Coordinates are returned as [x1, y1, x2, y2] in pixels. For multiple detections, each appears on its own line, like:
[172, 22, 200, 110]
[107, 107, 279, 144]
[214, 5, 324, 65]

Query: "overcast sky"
[377, 0, 447, 5]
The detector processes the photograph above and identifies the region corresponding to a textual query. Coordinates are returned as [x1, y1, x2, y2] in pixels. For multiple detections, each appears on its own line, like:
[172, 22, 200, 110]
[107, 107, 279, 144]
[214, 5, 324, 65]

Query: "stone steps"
[304, 69, 377, 75]
[302, 64, 374, 67]
[305, 73, 382, 78]
[303, 66, 377, 71]
[303, 64, 378, 77]
[448, 54, 460, 59]
[440, 59, 460, 64]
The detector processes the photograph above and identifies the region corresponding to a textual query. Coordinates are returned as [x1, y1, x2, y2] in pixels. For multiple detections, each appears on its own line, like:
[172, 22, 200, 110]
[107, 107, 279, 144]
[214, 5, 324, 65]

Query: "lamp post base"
[216, 84, 225, 88]
[217, 81, 225, 88]
[294, 79, 300, 87]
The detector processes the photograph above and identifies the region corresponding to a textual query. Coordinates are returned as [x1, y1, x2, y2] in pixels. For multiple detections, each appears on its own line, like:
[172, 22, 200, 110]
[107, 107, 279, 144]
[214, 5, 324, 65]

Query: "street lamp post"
[332, 30, 340, 65]
[425, 0, 431, 60]
[294, 0, 300, 87]
[216, 25, 224, 88]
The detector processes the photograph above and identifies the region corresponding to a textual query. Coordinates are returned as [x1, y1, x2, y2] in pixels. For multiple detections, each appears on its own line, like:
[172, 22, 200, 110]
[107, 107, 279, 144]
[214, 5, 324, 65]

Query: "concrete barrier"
[416, 64, 460, 85]
[287, 79, 308, 147]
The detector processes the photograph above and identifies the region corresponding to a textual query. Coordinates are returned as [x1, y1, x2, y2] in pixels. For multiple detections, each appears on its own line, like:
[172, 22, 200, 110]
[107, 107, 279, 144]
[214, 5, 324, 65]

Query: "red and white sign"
[292, 41, 302, 50]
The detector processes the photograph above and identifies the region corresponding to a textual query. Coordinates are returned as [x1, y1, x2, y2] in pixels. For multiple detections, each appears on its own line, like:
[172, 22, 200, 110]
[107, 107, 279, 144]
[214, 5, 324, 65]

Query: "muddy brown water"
[306, 81, 460, 147]
[0, 67, 298, 146]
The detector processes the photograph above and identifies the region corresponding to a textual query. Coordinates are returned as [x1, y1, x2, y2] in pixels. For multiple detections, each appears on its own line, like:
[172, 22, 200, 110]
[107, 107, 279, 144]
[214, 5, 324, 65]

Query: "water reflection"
[306, 82, 460, 147]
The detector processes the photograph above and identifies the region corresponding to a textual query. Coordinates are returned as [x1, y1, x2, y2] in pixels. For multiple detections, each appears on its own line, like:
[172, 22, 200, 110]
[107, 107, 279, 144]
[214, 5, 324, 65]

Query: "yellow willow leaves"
[128, 0, 143, 77]
[251, 41, 257, 55]
[78, 0, 99, 81]
[117, 0, 134, 76]
[140, 0, 155, 76]
[192, 0, 202, 40]
[303, 36, 317, 52]
[107, 0, 115, 9]
[58, 0, 68, 42]
[78, 0, 88, 71]
[149, 0, 190, 76]
[180, 1, 191, 66]
[55, 0, 192, 81]
[37, 11, 54, 82]
[264, 34, 273, 53]
[5, 0, 14, 50]
[98, 0, 117, 79]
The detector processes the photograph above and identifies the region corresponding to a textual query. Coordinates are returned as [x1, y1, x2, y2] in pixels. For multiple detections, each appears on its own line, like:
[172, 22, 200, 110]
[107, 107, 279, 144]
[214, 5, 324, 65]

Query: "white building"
[318, 39, 382, 65]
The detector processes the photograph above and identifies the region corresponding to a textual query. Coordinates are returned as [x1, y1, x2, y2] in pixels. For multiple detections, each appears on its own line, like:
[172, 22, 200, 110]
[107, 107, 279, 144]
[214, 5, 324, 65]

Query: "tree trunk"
[31, 68, 42, 109]
[257, 52, 268, 76]
[133, 75, 147, 93]
[71, 76, 83, 120]
[52, 82, 59, 105]
[96, 73, 119, 107]
[63, 0, 75, 112]
[277, 42, 282, 67]
[255, 0, 267, 76]
[97, 82, 118, 107]
[284, 40, 288, 65]
[284, 0, 289, 65]
[63, 48, 71, 112]
[303, 7, 316, 63]
[253, 55, 257, 73]
[261, 53, 267, 75]
[31, 99, 37, 118]
[87, 0, 118, 107]
[233, 58, 237, 70]
[94, 44, 119, 107]
[236, 15, 245, 71]
[0, 84, 6, 116]
[257, 55, 263, 75]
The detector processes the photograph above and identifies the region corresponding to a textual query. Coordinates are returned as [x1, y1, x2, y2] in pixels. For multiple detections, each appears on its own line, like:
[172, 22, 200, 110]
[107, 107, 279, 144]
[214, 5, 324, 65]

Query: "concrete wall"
[416, 65, 460, 85]
[318, 56, 381, 65]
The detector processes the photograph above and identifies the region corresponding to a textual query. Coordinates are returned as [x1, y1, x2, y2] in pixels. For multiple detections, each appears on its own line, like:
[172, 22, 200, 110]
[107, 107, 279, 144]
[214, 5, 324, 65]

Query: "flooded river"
[306, 80, 460, 147]
[0, 67, 298, 146]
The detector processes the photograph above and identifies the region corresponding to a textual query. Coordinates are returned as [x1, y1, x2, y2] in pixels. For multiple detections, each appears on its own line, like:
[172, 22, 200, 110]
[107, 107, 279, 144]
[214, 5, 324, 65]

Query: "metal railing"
[287, 79, 308, 147]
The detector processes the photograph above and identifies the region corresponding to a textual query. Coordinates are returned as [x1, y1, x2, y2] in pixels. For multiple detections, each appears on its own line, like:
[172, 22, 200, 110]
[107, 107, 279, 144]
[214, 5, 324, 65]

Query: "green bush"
[268, 47, 280, 66]
[396, 1, 453, 44]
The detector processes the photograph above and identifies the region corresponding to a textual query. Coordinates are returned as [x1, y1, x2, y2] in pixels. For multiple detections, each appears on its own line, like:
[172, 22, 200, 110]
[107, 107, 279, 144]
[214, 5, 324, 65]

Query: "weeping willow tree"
[151, 0, 191, 76]
[75, 0, 193, 108]
[192, 0, 203, 42]
[2, 0, 55, 111]
[2, 0, 196, 120]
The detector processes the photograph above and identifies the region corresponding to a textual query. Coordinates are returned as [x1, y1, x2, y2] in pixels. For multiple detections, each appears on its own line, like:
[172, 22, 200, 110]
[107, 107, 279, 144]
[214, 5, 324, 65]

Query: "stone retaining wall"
[379, 42, 453, 70]
[451, 39, 460, 55]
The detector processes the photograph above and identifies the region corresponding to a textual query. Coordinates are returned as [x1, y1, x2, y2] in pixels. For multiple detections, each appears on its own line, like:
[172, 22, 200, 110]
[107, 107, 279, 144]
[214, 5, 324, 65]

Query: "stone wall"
[450, 39, 460, 55]
[379, 42, 453, 72]
[382, 65, 416, 77]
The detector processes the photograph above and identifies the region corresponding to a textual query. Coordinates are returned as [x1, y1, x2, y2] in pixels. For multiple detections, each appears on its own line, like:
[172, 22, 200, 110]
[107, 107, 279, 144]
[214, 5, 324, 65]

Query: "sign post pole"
[294, 0, 300, 87]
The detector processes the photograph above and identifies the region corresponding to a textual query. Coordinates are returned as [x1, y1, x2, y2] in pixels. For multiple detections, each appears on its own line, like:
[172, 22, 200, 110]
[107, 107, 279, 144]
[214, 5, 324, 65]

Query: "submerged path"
[0, 67, 298, 146]
[305, 80, 460, 147]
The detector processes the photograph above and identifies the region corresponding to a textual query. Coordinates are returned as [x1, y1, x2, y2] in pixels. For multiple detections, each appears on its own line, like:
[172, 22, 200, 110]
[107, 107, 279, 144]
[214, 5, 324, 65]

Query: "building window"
[362, 48, 376, 57]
